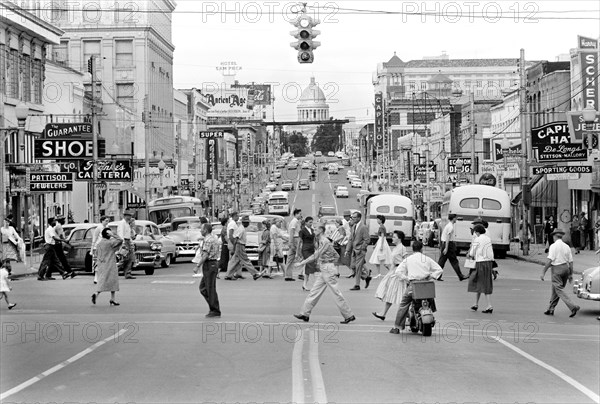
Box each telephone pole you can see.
[519,48,530,255]
[90,55,99,222]
[470,91,476,184]
[144,95,151,218]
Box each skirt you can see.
[1,242,20,262]
[259,246,271,266]
[368,238,393,265]
[467,260,494,294]
[302,249,317,275]
[374,271,406,305]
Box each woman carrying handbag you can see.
[467,224,495,313]
[1,217,24,275]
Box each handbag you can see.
[191,248,203,264]
[464,258,476,269]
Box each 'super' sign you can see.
[199,131,224,139]
[34,139,105,160]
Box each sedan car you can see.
[266,182,278,192]
[108,220,178,273]
[315,151,323,157]
[167,217,210,260]
[327,151,335,157]
[335,186,349,198]
[318,205,337,217]
[350,179,363,188]
[298,179,310,190]
[346,170,356,180]
[273,170,282,179]
[251,202,265,215]
[63,223,99,272]
[281,182,294,191]
[573,265,600,301]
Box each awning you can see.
[126,191,146,209]
[511,175,557,207]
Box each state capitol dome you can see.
[297,77,329,122]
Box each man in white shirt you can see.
[284,209,303,281]
[91,216,110,284]
[225,216,260,280]
[437,214,468,281]
[224,212,240,280]
[37,217,71,280]
[117,211,136,279]
[541,229,579,317]
[390,240,443,334]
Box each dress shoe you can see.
[125,276,136,279]
[543,310,554,316]
[70,271,77,278]
[37,278,47,281]
[62,273,70,280]
[345,274,355,278]
[492,270,498,280]
[349,286,360,291]
[224,276,236,280]
[206,312,221,318]
[302,286,308,291]
[471,305,478,311]
[389,327,400,334]
[8,303,16,310]
[365,276,372,289]
[437,278,444,281]
[91,293,96,305]
[294,314,309,322]
[460,275,469,281]
[93,281,97,284]
[252,274,261,281]
[372,312,385,321]
[569,306,580,318]
[482,307,493,314]
[46,277,56,280]
[284,278,295,281]
[110,300,120,306]
[340,315,356,324]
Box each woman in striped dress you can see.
[372,231,408,321]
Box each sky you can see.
[171,1,600,125]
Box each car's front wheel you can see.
[161,254,172,268]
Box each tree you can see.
[280,130,308,156]
[312,123,341,153]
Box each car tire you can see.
[145,268,155,275]
[85,252,93,273]
[161,254,172,268]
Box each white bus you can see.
[364,194,415,246]
[148,196,203,233]
[267,191,290,216]
[440,185,511,258]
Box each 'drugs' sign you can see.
[531,121,587,162]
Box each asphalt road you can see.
[1,156,599,404]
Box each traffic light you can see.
[290,14,320,64]
[310,169,316,181]
[87,56,94,75]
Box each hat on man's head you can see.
[551,229,565,237]
[123,210,134,217]
[343,210,351,216]
[241,215,250,222]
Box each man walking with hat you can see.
[225,215,261,281]
[540,229,580,317]
[117,210,136,279]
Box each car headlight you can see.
[150,242,162,251]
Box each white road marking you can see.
[493,336,600,403]
[309,328,328,403]
[292,328,305,403]
[0,328,127,401]
[150,280,195,284]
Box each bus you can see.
[363,193,415,246]
[267,191,290,216]
[148,196,203,233]
[440,185,511,258]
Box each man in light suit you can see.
[346,211,372,290]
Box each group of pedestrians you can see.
[37,216,77,281]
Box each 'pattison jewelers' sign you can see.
[530,121,588,162]
[29,172,74,192]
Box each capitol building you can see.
[290,77,330,144]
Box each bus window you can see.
[482,198,502,210]
[459,198,479,209]
[393,206,408,214]
[376,206,390,213]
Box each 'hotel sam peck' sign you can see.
[530,122,588,162]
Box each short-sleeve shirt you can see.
[202,234,220,260]
[547,238,573,266]
[441,222,455,242]
[227,219,238,238]
[234,225,247,245]
[117,219,131,240]
[45,226,57,245]
[289,217,300,239]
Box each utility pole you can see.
[194,130,199,198]
[177,120,182,195]
[90,55,99,222]
[470,91,476,184]
[519,48,530,255]
[144,95,151,218]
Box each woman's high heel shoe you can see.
[302,286,308,292]
[91,294,96,305]
[482,307,493,314]
[470,305,478,311]
[110,300,120,306]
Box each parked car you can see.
[573,265,600,301]
[287,162,298,170]
[108,220,178,273]
[273,171,282,179]
[329,164,339,174]
[63,223,99,273]
[335,186,349,198]
[318,205,337,217]
[281,182,294,191]
[298,179,310,190]
[347,170,356,180]
[350,178,362,188]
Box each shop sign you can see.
[447,158,473,173]
[29,172,73,192]
[76,160,133,181]
[532,165,592,175]
[199,131,224,139]
[374,93,384,154]
[34,138,105,160]
[43,122,92,138]
[547,173,579,181]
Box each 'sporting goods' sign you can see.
[532,166,592,175]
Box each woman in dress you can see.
[368,215,393,278]
[1,217,24,275]
[372,231,408,321]
[468,224,495,313]
[298,216,317,291]
[270,218,288,275]
[258,219,272,278]
[92,228,123,306]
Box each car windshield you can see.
[245,222,264,232]
[321,207,336,214]
[172,221,202,231]
[149,207,192,225]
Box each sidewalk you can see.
[506,241,599,274]
[7,251,43,279]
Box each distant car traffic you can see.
[327,151,335,157]
[356,189,370,203]
[350,179,362,188]
[315,151,323,157]
[318,205,336,217]
[273,170,282,179]
[335,186,349,198]
[266,182,278,191]
[281,182,294,191]
[298,179,310,190]
[347,170,356,180]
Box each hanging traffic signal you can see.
[290,14,320,64]
[87,56,94,74]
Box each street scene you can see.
[1,1,600,403]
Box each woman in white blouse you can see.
[467,224,495,313]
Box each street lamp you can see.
[582,106,597,151]
[157,156,166,197]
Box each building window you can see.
[7,50,19,99]
[115,40,133,67]
[31,60,43,104]
[83,40,101,71]
[116,83,135,111]
[476,80,482,88]
[53,40,69,65]
[21,55,31,102]
[421,81,427,90]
